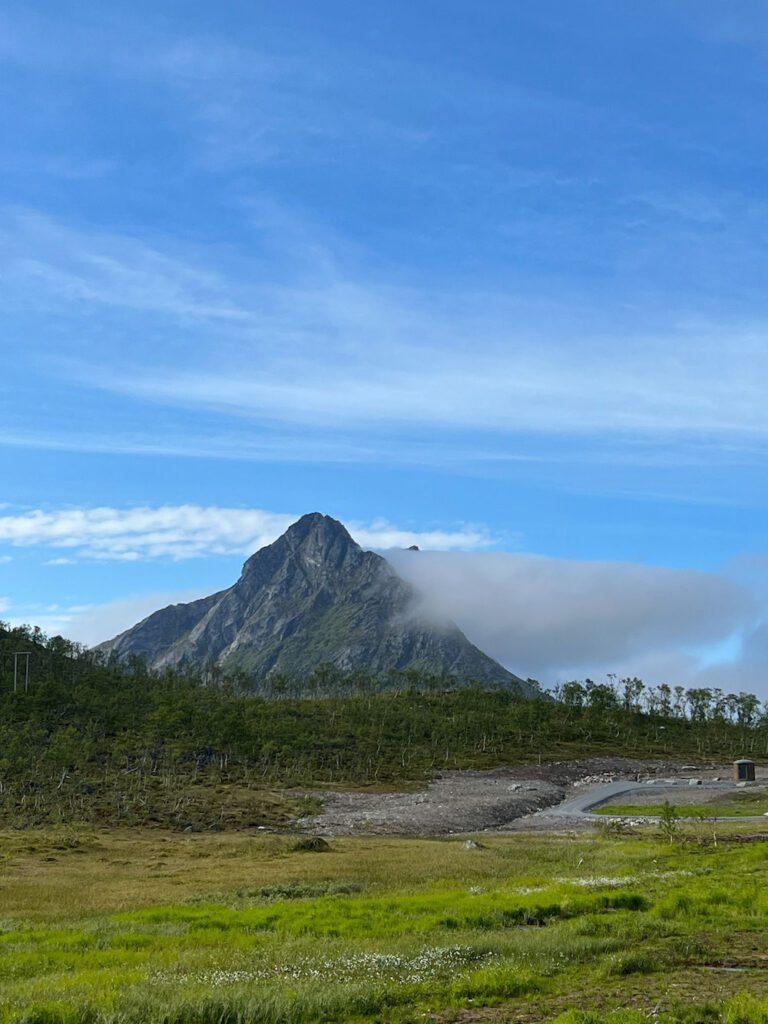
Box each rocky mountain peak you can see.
[285,511,351,543]
[240,513,368,585]
[98,512,531,692]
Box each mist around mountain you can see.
[98,513,531,691]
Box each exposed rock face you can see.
[98,513,530,690]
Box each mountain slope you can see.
[98,513,530,690]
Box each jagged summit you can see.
[98,513,530,691]
[240,513,361,582]
[253,511,347,556]
[279,510,345,543]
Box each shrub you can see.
[292,836,331,853]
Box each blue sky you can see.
[2,1,768,689]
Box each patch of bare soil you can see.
[299,758,700,836]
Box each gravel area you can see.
[299,758,704,836]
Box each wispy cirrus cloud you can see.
[5,208,768,457]
[0,209,257,330]
[95,334,768,439]
[0,506,492,562]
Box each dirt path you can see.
[300,758,701,836]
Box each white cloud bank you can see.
[0,506,490,561]
[7,550,760,693]
[386,550,759,690]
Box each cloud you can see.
[0,426,539,469]
[354,518,494,552]
[1,209,256,329]
[147,39,334,169]
[5,209,768,454]
[386,549,758,687]
[52,591,211,647]
[3,536,765,692]
[685,615,768,693]
[0,555,12,564]
[94,317,768,441]
[0,506,490,561]
[4,605,91,639]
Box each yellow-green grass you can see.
[594,803,768,817]
[3,825,768,1022]
[596,788,768,818]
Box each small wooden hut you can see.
[734,758,756,782]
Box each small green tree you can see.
[693,805,718,847]
[659,800,679,844]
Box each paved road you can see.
[540,779,768,822]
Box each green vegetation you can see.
[658,799,680,842]
[598,787,768,818]
[1,623,767,827]
[3,826,768,1023]
[5,623,768,1021]
[596,802,768,817]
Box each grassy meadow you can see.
[3,825,768,1023]
[595,803,768,817]
[596,787,768,818]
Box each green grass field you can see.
[595,803,768,817]
[3,825,768,1023]
[596,788,768,818]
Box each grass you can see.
[596,788,768,818]
[3,824,768,1022]
[0,765,323,830]
[595,803,768,817]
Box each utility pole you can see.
[12,652,30,693]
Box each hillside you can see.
[0,621,766,829]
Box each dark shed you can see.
[734,758,756,782]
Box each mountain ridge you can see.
[98,513,532,691]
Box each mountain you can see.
[97,513,531,691]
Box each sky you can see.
[2,1,768,691]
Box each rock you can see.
[689,779,702,786]
[96,514,530,691]
[463,839,482,849]
[292,836,331,852]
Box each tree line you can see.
[0,621,765,827]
